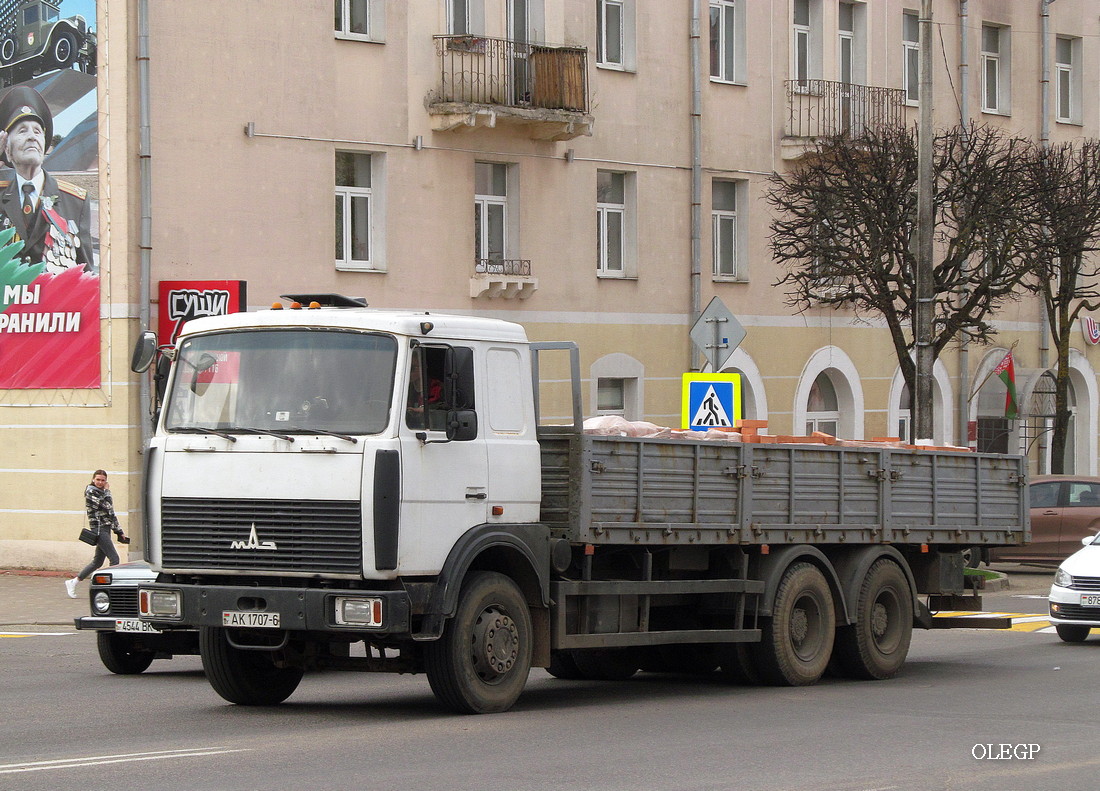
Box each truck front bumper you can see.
[138,582,411,636]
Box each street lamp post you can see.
[914,0,935,443]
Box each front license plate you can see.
[1080,594,1100,607]
[115,618,161,634]
[222,611,281,628]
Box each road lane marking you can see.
[0,748,249,775]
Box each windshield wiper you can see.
[230,427,295,442]
[171,425,238,442]
[282,427,359,444]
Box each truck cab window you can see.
[406,345,476,431]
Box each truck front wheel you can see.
[752,562,835,686]
[831,559,913,679]
[425,571,532,714]
[96,632,155,674]
[200,627,304,705]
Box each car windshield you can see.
[164,329,397,436]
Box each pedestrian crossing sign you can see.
[682,373,742,431]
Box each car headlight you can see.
[92,591,110,614]
[1054,568,1073,588]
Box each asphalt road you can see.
[3,566,1096,791]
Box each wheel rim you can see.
[790,592,826,662]
[870,588,904,654]
[56,38,71,61]
[471,604,519,684]
[1,39,13,62]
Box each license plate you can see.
[115,618,161,634]
[222,611,281,628]
[1081,594,1100,607]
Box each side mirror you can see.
[446,409,478,442]
[131,331,158,373]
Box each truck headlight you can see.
[93,592,110,614]
[334,597,383,627]
[1054,568,1073,588]
[139,588,181,618]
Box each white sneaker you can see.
[64,577,78,598]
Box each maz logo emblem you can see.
[230,524,278,551]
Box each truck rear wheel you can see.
[546,649,585,679]
[752,562,835,686]
[832,559,913,680]
[200,627,303,705]
[425,571,532,714]
[96,632,155,674]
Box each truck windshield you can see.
[164,329,397,436]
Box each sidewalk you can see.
[0,569,88,629]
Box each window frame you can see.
[1055,36,1081,125]
[792,0,821,89]
[595,0,636,72]
[711,179,745,281]
[708,0,746,85]
[596,170,631,277]
[335,151,385,272]
[980,23,1010,115]
[474,162,510,263]
[902,10,919,105]
[334,0,385,43]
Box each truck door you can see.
[397,344,488,575]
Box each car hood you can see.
[1060,542,1100,577]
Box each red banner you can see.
[158,280,247,346]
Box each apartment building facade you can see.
[3,0,1100,569]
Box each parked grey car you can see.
[73,560,199,674]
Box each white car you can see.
[1048,532,1100,642]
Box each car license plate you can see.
[1080,594,1100,607]
[222,611,281,628]
[115,618,161,634]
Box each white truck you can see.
[132,296,1028,713]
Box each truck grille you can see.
[108,587,138,616]
[160,498,363,576]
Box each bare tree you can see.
[1019,140,1100,473]
[767,124,1038,440]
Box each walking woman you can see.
[65,470,127,598]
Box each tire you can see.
[751,562,835,686]
[96,632,155,674]
[199,626,303,706]
[425,571,532,714]
[961,546,982,569]
[546,649,585,680]
[717,642,763,685]
[52,32,76,67]
[0,37,14,64]
[831,559,914,680]
[570,649,639,680]
[1055,624,1091,643]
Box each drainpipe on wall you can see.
[1038,0,1055,469]
[957,0,969,447]
[689,0,703,371]
[138,0,152,446]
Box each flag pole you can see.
[967,339,1019,403]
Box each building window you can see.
[335,151,380,270]
[902,11,919,104]
[474,162,509,263]
[712,180,744,280]
[709,0,745,84]
[805,373,839,436]
[449,0,469,34]
[981,24,1009,114]
[592,353,643,419]
[1056,36,1080,124]
[597,170,627,276]
[792,0,820,87]
[334,0,384,41]
[597,378,626,412]
[597,0,623,67]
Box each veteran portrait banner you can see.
[0,0,99,389]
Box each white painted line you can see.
[0,748,249,775]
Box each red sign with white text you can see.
[158,280,247,346]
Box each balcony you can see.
[469,258,538,299]
[782,79,907,159]
[429,35,594,142]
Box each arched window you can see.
[805,373,839,435]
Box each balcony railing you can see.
[785,79,906,139]
[470,258,536,299]
[433,35,589,113]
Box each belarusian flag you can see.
[992,350,1018,419]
